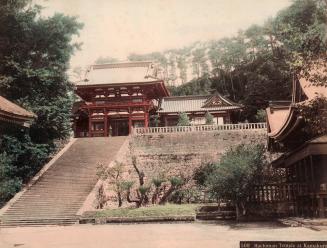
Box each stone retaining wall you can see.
[129,129,267,182]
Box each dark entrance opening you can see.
[75,111,89,137]
[110,118,129,136]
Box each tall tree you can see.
[0,0,83,204]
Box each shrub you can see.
[205,112,214,125]
[177,112,190,126]
[205,144,266,220]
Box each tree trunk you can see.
[229,72,235,100]
[126,190,141,207]
[152,188,159,204]
[131,156,144,186]
[117,191,122,207]
[159,186,175,205]
[235,202,241,221]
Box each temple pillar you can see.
[164,115,167,127]
[145,113,149,127]
[104,109,108,137]
[88,108,92,137]
[128,112,132,134]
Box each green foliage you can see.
[131,0,326,120]
[0,0,83,204]
[169,177,184,187]
[0,152,22,206]
[170,188,203,204]
[177,112,190,126]
[94,204,200,218]
[0,134,51,180]
[193,163,216,187]
[168,77,212,96]
[255,109,267,122]
[205,112,214,125]
[138,185,151,196]
[205,144,266,219]
[297,96,327,138]
[152,114,160,127]
[152,178,165,188]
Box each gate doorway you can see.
[110,118,129,136]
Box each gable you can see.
[202,94,228,108]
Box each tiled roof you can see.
[267,65,327,139]
[0,96,35,119]
[0,96,35,126]
[76,61,162,86]
[158,95,243,113]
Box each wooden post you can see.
[318,196,325,218]
[310,155,316,217]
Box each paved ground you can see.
[0,222,326,248]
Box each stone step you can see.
[1,137,127,227]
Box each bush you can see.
[177,112,190,126]
[205,144,266,220]
[205,112,214,125]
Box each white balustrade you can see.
[132,122,267,135]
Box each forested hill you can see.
[123,0,326,121]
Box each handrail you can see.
[132,123,267,135]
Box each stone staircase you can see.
[0,137,127,227]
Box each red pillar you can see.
[88,108,92,137]
[104,109,108,137]
[145,112,149,127]
[128,112,132,134]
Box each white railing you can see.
[133,122,267,135]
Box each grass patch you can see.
[94,204,201,218]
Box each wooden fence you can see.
[133,122,267,135]
[249,183,309,203]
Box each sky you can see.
[34,0,292,69]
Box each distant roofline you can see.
[75,79,164,88]
[162,95,211,100]
[161,94,243,107]
[91,61,153,70]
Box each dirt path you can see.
[0,222,326,248]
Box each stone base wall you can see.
[82,129,268,210]
[129,130,267,181]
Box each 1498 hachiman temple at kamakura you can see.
[72,61,243,137]
[266,69,327,218]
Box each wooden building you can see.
[266,69,327,218]
[73,61,169,137]
[0,96,35,128]
[158,94,243,126]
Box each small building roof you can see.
[76,61,163,86]
[266,65,327,141]
[0,96,35,126]
[158,94,243,114]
